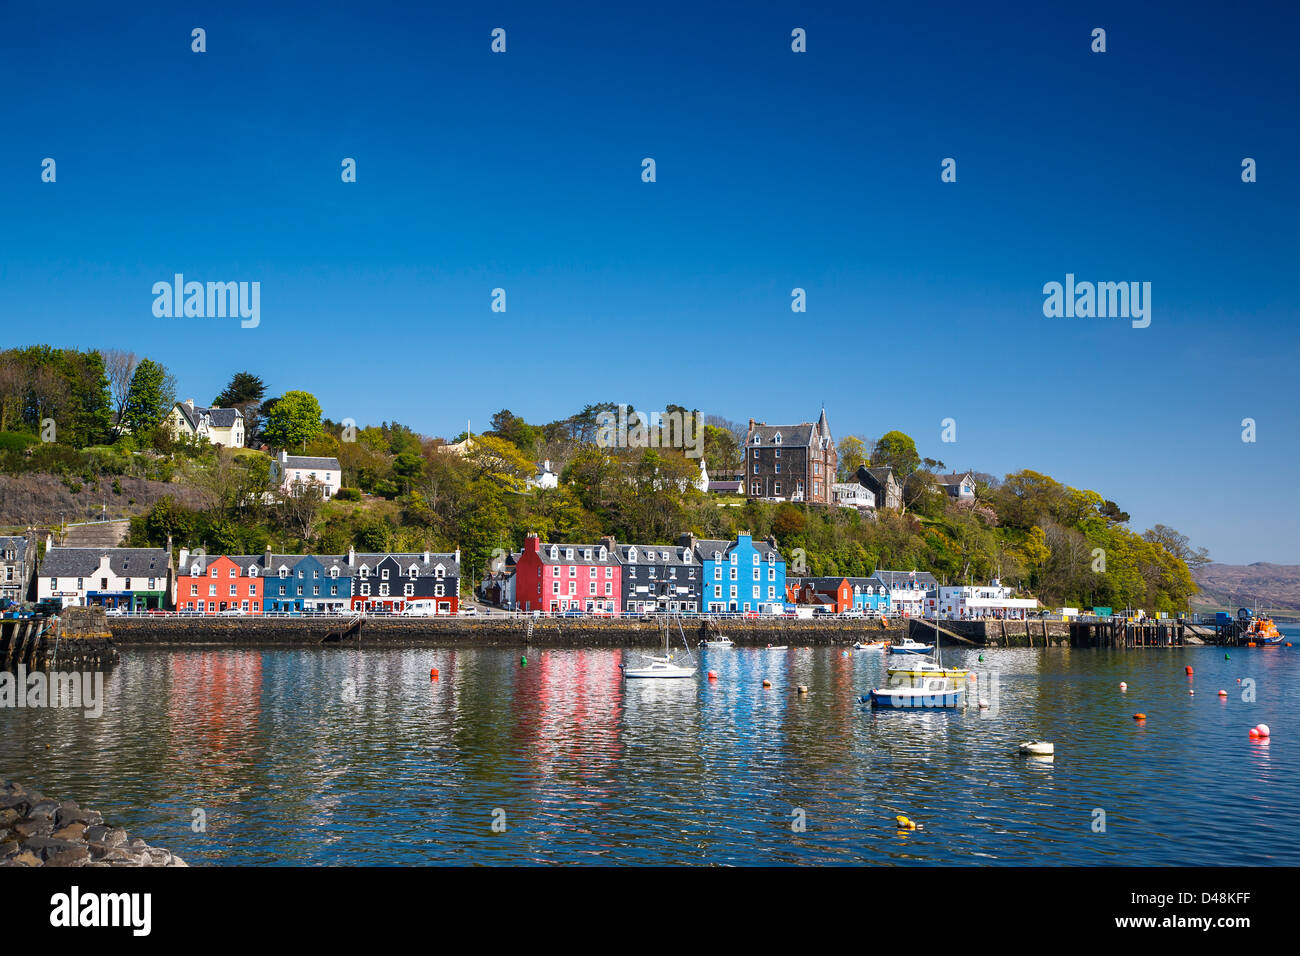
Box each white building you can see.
[168,400,245,448]
[527,460,559,490]
[36,538,173,610]
[924,581,1038,620]
[872,570,938,617]
[276,451,342,500]
[833,482,875,511]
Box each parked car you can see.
[459,606,478,616]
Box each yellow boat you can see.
[887,661,970,681]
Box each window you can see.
[434,584,444,597]
[190,584,198,596]
[774,481,781,494]
[381,568,389,580]
[249,584,256,595]
[229,568,237,578]
[569,566,576,577]
[209,584,217,596]
[249,567,258,577]
[380,584,389,596]
[403,584,413,596]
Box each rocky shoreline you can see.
[0,780,186,867]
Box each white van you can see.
[401,600,441,617]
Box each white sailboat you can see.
[623,615,697,679]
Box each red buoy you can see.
[1185,666,1194,675]
[708,670,717,680]
[1218,690,1227,697]
[430,667,439,679]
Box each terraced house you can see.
[744,409,837,505]
[1,534,34,604]
[36,539,173,611]
[514,536,620,614]
[346,549,460,614]
[691,532,786,614]
[607,537,701,614]
[175,551,263,614]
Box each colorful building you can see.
[692,532,786,614]
[514,536,620,614]
[176,553,264,614]
[346,550,460,614]
[38,539,173,611]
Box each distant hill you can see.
[1192,563,1300,618]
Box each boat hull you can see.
[888,645,934,655]
[623,668,696,679]
[868,686,965,709]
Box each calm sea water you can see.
[3,626,1297,865]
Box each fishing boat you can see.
[701,636,735,648]
[622,615,697,679]
[866,676,965,709]
[888,638,934,655]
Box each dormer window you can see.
[566,548,574,560]
[751,435,760,445]
[584,549,592,561]
[549,546,558,560]
[435,566,445,579]
[773,433,782,445]
[628,548,637,563]
[713,551,722,562]
[599,547,607,561]
[408,565,418,578]
[279,568,289,578]
[249,566,258,577]
[682,551,691,564]
[191,564,202,576]
[330,568,338,578]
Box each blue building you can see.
[845,576,891,613]
[688,532,786,614]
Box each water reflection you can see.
[1,635,1297,865]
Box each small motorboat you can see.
[865,677,965,709]
[1018,741,1054,756]
[853,641,886,651]
[765,644,789,650]
[701,637,735,648]
[888,639,934,655]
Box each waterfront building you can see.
[0,533,34,604]
[262,553,321,614]
[167,399,245,448]
[871,570,938,617]
[744,409,837,505]
[36,539,172,611]
[925,582,1038,620]
[690,532,786,614]
[176,552,264,614]
[855,466,903,511]
[609,537,701,614]
[846,576,891,613]
[790,576,854,612]
[514,536,620,614]
[346,549,460,614]
[275,450,342,500]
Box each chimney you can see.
[748,418,755,434]
[423,549,431,564]
[185,399,194,409]
[599,535,616,553]
[524,534,541,554]
[264,544,273,568]
[178,547,190,568]
[453,548,460,564]
[347,547,356,566]
[46,532,54,551]
[677,532,695,549]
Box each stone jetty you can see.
[0,780,185,867]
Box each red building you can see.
[176,554,263,614]
[789,576,853,613]
[514,535,621,614]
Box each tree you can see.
[263,390,322,450]
[1143,524,1211,570]
[213,371,267,436]
[100,349,138,437]
[121,358,176,438]
[871,431,921,478]
[836,435,868,482]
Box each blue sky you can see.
[1,1,1297,564]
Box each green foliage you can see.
[263,390,323,450]
[871,431,921,477]
[122,358,176,438]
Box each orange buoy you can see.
[1257,723,1271,737]
[1237,678,1242,684]
[1185,666,1194,675]
[430,667,439,679]
[708,670,717,680]
[762,679,772,688]
[1247,642,1256,647]
[1249,728,1260,738]
[1218,690,1227,697]
[1133,713,1147,720]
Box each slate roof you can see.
[349,552,461,576]
[40,547,170,578]
[281,455,341,470]
[707,480,743,493]
[174,403,242,431]
[748,423,815,446]
[533,542,618,566]
[0,536,28,562]
[615,543,694,566]
[871,570,939,590]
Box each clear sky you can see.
[1,1,1296,564]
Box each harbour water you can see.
[2,627,1297,865]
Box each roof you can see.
[534,542,618,566]
[349,552,461,575]
[871,570,939,589]
[281,455,341,470]
[707,480,743,493]
[748,422,815,446]
[174,403,242,431]
[616,543,694,566]
[0,536,28,561]
[40,547,170,578]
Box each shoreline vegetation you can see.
[1,347,1205,615]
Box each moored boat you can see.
[887,659,969,681]
[888,638,934,655]
[865,677,965,709]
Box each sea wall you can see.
[110,615,905,647]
